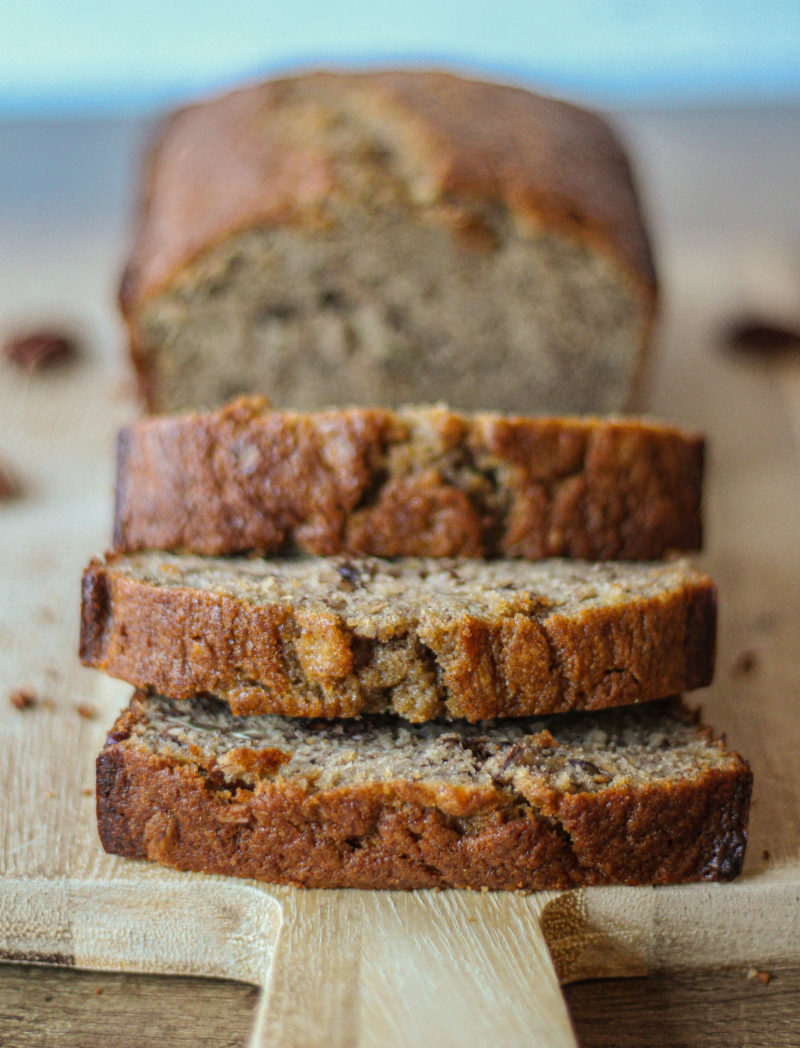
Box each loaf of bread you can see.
[119,70,656,416]
[96,692,750,890]
[81,552,715,721]
[113,400,702,561]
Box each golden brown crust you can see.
[112,401,704,561]
[81,553,716,722]
[119,70,656,321]
[95,701,751,890]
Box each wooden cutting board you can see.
[1,110,799,1048]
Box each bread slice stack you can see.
[82,400,751,890]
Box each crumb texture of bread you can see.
[81,552,716,722]
[113,401,703,561]
[96,693,751,890]
[119,71,656,415]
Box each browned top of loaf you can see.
[113,398,703,560]
[119,69,656,316]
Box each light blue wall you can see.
[2,1,799,115]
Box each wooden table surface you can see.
[0,961,798,1047]
[1,103,800,1046]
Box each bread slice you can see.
[96,692,751,890]
[119,70,656,417]
[113,400,703,561]
[81,553,715,722]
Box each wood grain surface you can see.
[1,104,800,1047]
[1,963,798,1047]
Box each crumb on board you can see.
[94,987,103,996]
[44,789,56,799]
[82,787,94,797]
[747,968,772,984]
[9,687,37,710]
[732,650,758,677]
[76,703,96,720]
[0,460,18,500]
[2,330,78,372]
[723,317,800,356]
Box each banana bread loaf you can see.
[96,692,751,890]
[81,553,715,721]
[119,70,656,416]
[113,400,703,560]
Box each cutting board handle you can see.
[0,876,576,1046]
[250,888,577,1048]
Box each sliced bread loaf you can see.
[96,692,751,890]
[113,400,703,560]
[81,553,715,721]
[119,70,656,416]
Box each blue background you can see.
[1,1,800,116]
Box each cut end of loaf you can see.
[122,70,656,416]
[135,221,649,416]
